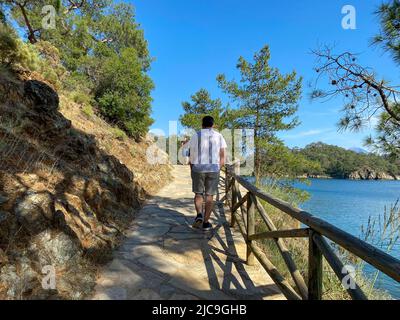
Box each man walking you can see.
[187,116,227,231]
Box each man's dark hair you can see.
[202,116,214,128]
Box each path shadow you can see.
[94,171,283,300]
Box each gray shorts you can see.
[191,171,220,196]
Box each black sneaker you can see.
[202,222,213,231]
[192,213,203,229]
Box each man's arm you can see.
[187,134,196,166]
[181,141,190,165]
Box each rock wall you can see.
[0,70,171,299]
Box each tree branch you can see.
[312,48,400,126]
[64,0,85,14]
[14,0,38,44]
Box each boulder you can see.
[0,255,44,299]
[17,256,38,296]
[376,172,395,180]
[22,110,72,139]
[99,155,134,183]
[56,268,96,299]
[24,80,59,112]
[54,134,97,162]
[0,265,20,298]
[15,191,54,234]
[348,167,395,180]
[84,179,102,213]
[29,230,81,267]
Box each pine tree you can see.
[217,45,302,183]
[373,0,400,64]
[180,89,227,131]
[3,0,155,140]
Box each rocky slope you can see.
[299,170,399,180]
[348,168,399,180]
[0,69,171,299]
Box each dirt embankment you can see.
[0,69,171,299]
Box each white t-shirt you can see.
[187,129,227,173]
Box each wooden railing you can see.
[222,163,400,300]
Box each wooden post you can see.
[312,233,368,300]
[224,170,230,207]
[308,230,323,300]
[246,193,255,266]
[230,161,240,228]
[230,181,237,228]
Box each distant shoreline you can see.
[297,175,400,181]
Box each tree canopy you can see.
[217,45,303,182]
[293,142,400,178]
[180,89,228,131]
[2,0,154,140]
[373,0,400,65]
[312,1,400,161]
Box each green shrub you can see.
[0,23,39,70]
[63,72,92,93]
[111,127,127,141]
[0,23,19,66]
[95,47,154,140]
[0,25,65,89]
[73,92,92,105]
[35,41,66,89]
[17,42,41,71]
[82,104,94,118]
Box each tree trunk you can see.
[254,109,261,185]
[255,143,261,185]
[17,3,38,44]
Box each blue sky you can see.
[131,0,398,149]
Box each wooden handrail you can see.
[248,228,310,241]
[224,164,400,300]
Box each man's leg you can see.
[192,194,205,228]
[192,171,205,214]
[194,193,204,215]
[204,194,214,223]
[202,172,219,230]
[192,171,205,228]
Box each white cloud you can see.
[282,128,333,139]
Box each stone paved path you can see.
[92,166,285,300]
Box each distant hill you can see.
[293,142,400,180]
